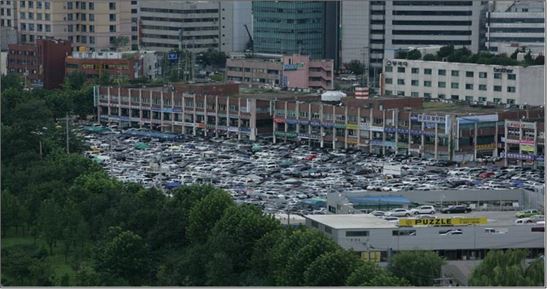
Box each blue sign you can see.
[168,51,178,63]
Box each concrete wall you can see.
[340,1,370,66]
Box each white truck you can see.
[383,164,402,177]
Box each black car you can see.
[440,205,472,214]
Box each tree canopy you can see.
[469,249,544,286]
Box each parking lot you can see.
[78,125,544,216]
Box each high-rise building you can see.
[131,0,139,50]
[340,0,485,86]
[252,1,329,59]
[14,0,132,51]
[485,0,544,55]
[0,0,17,50]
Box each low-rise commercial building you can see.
[271,97,544,162]
[7,38,71,89]
[226,54,334,90]
[381,58,544,106]
[93,83,272,141]
[503,120,544,166]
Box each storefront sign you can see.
[500,152,536,160]
[196,123,206,129]
[370,126,384,132]
[371,140,396,147]
[360,123,369,130]
[286,118,297,125]
[274,117,285,124]
[519,139,535,145]
[299,119,310,125]
[298,133,310,139]
[386,60,408,66]
[310,120,321,126]
[412,114,446,124]
[399,217,488,227]
[476,144,496,151]
[346,138,359,144]
[334,123,347,129]
[227,126,239,132]
[506,121,536,129]
[240,127,251,133]
[322,122,334,128]
[346,124,359,130]
[520,145,535,152]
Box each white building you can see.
[382,58,544,106]
[339,0,485,87]
[485,0,545,55]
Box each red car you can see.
[479,172,495,179]
[304,154,317,161]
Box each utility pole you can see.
[65,112,70,154]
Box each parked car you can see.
[515,209,540,218]
[440,205,472,214]
[515,218,536,224]
[439,229,463,236]
[410,205,436,215]
[385,208,412,217]
[369,210,386,217]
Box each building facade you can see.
[0,0,17,50]
[7,38,71,88]
[485,0,545,54]
[503,120,544,166]
[65,51,142,82]
[252,1,328,59]
[226,53,334,90]
[382,59,545,106]
[93,84,272,141]
[15,0,132,51]
[271,98,544,161]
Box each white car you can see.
[383,216,399,224]
[515,218,536,225]
[385,208,412,217]
[410,205,436,215]
[440,229,463,236]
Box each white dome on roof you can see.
[321,91,346,102]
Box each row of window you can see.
[19,1,50,9]
[0,7,11,16]
[386,78,516,93]
[19,22,51,32]
[18,12,50,20]
[385,90,517,104]
[386,66,516,80]
[67,24,94,33]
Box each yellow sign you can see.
[520,144,535,152]
[346,124,359,130]
[399,217,488,227]
[361,251,381,262]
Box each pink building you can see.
[226,53,334,90]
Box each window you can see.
[37,1,42,9]
[384,78,393,84]
[479,72,487,78]
[89,14,94,21]
[451,95,459,100]
[411,67,419,74]
[89,36,95,44]
[37,13,42,20]
[397,79,405,85]
[465,95,473,102]
[411,80,419,86]
[28,23,34,31]
[68,24,73,32]
[109,14,116,21]
[68,13,73,21]
[423,81,431,87]
[479,97,487,102]
[451,70,459,77]
[466,71,474,77]
[479,84,487,91]
[45,1,50,9]
[494,85,502,92]
[109,25,116,32]
[438,69,446,76]
[45,24,50,32]
[89,2,94,9]
[493,98,501,104]
[424,68,432,75]
[346,231,369,237]
[37,24,42,31]
[28,0,33,8]
[67,2,72,9]
[508,73,516,80]
[494,73,501,79]
[81,25,86,32]
[424,93,431,98]
[89,25,94,32]
[506,99,515,105]
[397,67,405,73]
[20,1,24,7]
[451,82,459,89]
[385,65,393,72]
[19,12,24,19]
[507,86,516,93]
[45,13,50,20]
[465,83,473,90]
[438,81,446,88]
[411,91,419,97]
[109,2,116,10]
[397,91,405,96]
[27,12,33,19]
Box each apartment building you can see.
[271,97,544,162]
[7,38,71,88]
[0,0,17,50]
[93,83,273,141]
[252,1,338,60]
[381,58,544,106]
[486,0,545,55]
[130,0,139,50]
[15,0,132,51]
[226,53,334,90]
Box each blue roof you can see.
[348,195,411,205]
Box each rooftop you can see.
[306,214,398,229]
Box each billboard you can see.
[399,217,488,227]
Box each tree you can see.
[1,245,53,286]
[469,249,544,286]
[93,227,152,285]
[437,45,455,59]
[64,72,87,90]
[249,229,287,285]
[186,190,234,244]
[523,51,534,65]
[1,73,23,92]
[346,261,409,286]
[37,198,64,253]
[304,249,360,286]
[396,50,408,59]
[347,60,365,75]
[534,54,545,65]
[156,244,209,286]
[406,49,422,60]
[423,54,436,61]
[388,251,445,286]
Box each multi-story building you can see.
[503,120,544,166]
[14,0,132,51]
[7,38,71,88]
[0,0,17,50]
[252,1,338,60]
[93,83,273,141]
[271,97,544,161]
[130,0,139,50]
[65,51,143,82]
[226,53,334,90]
[485,0,545,55]
[381,58,544,106]
[339,0,485,86]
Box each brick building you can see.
[65,51,142,82]
[7,38,71,89]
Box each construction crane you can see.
[244,24,254,57]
